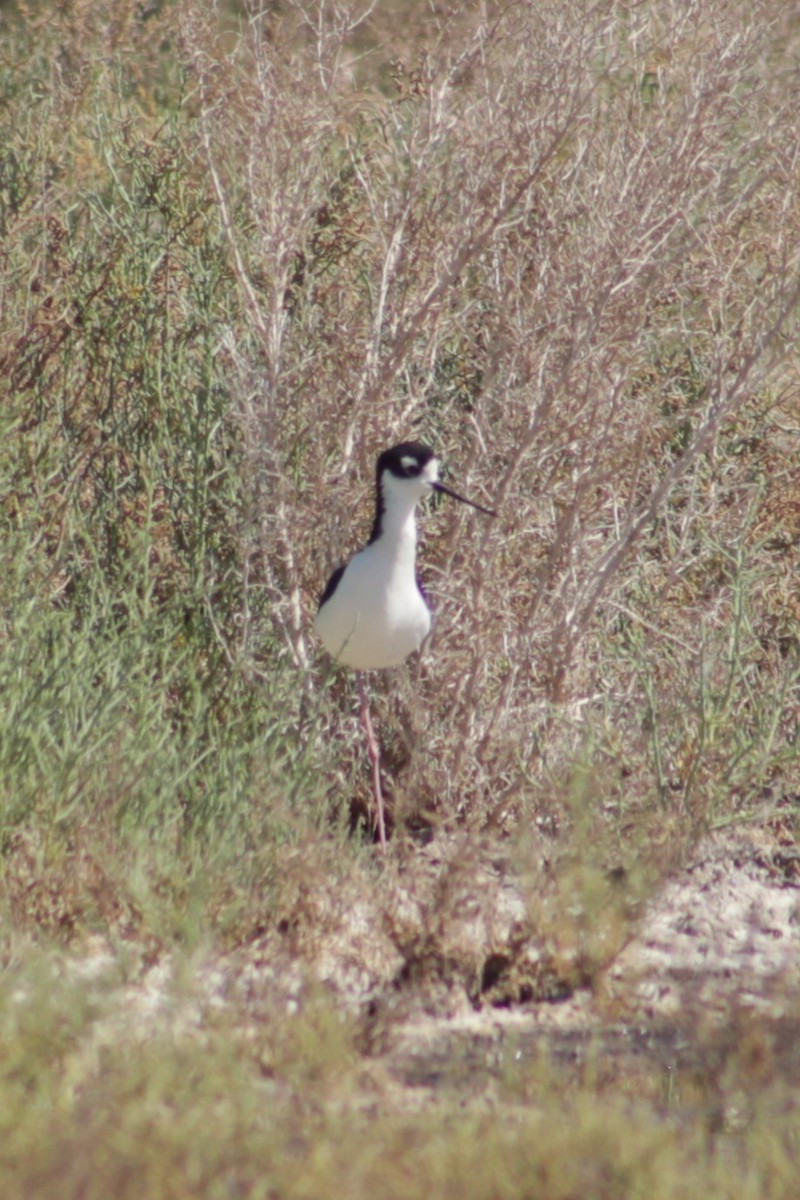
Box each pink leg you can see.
[357,673,387,851]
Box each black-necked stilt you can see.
[314,442,495,851]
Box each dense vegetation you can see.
[1,1,799,1195]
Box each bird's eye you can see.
[400,455,421,476]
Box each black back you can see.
[317,562,346,610]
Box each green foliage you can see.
[0,8,328,880]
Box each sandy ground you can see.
[55,821,800,1096]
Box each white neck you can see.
[372,477,425,573]
[383,497,418,541]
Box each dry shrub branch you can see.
[183,0,799,830]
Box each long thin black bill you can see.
[432,481,496,517]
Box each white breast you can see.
[314,541,431,670]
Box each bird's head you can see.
[376,442,496,516]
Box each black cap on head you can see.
[376,442,436,482]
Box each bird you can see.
[314,441,495,851]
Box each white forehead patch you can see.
[421,458,439,482]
